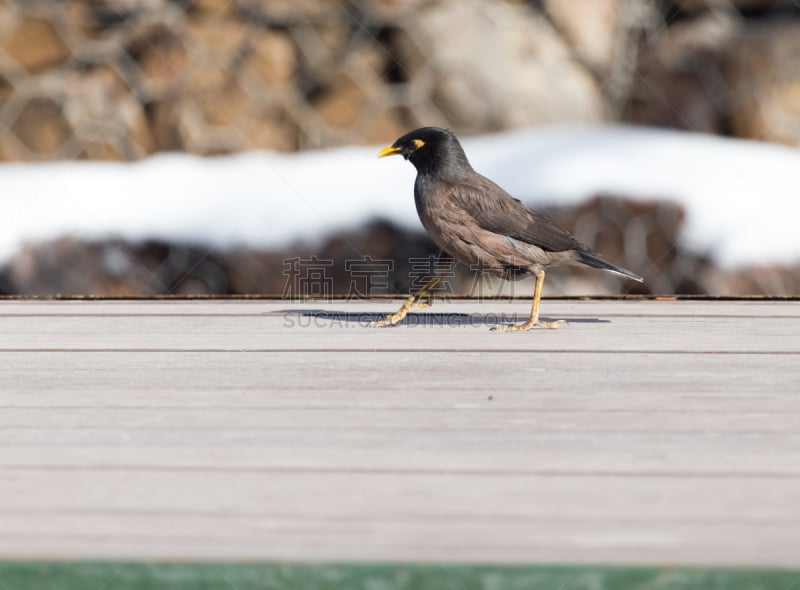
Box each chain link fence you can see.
[0,0,799,296]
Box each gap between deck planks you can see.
[1,562,800,590]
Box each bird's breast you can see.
[413,177,456,248]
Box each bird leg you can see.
[492,271,565,332]
[369,277,443,328]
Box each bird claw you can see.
[368,315,400,328]
[367,300,433,328]
[491,319,566,332]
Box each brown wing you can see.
[447,173,588,254]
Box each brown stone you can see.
[66,66,154,159]
[186,15,248,57]
[186,65,248,127]
[3,17,71,72]
[725,24,800,146]
[409,0,605,132]
[302,39,418,142]
[78,142,125,160]
[713,264,800,296]
[1,0,798,165]
[544,0,623,72]
[673,0,797,14]
[189,0,239,17]
[364,0,428,22]
[309,76,368,130]
[147,101,186,152]
[179,60,299,153]
[0,74,12,108]
[126,24,188,99]
[242,29,297,89]
[547,195,699,294]
[235,105,299,152]
[361,107,410,145]
[10,98,73,156]
[239,0,335,24]
[6,238,234,296]
[226,249,291,295]
[0,141,15,161]
[379,23,430,87]
[623,11,738,133]
[307,44,386,135]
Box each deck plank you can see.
[0,299,798,566]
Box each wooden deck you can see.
[1,298,799,571]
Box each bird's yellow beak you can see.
[377,145,402,158]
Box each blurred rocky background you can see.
[1,0,799,296]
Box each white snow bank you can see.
[1,125,798,268]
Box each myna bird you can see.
[371,127,643,331]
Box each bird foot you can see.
[368,315,401,328]
[368,301,432,328]
[491,319,566,332]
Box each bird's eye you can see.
[412,139,425,149]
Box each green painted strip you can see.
[0,562,798,590]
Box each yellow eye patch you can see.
[412,139,425,149]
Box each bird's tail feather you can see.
[577,251,644,283]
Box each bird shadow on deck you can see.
[279,310,610,327]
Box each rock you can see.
[6,238,232,296]
[724,23,800,146]
[162,20,302,153]
[308,75,367,130]
[671,0,800,15]
[126,23,188,100]
[705,263,800,296]
[66,0,156,40]
[2,17,71,73]
[226,249,289,295]
[1,0,800,161]
[146,101,185,151]
[185,14,248,58]
[2,200,796,297]
[363,0,428,22]
[624,5,800,141]
[67,66,154,159]
[359,106,411,145]
[241,29,297,89]
[186,64,247,127]
[235,104,299,152]
[301,40,399,146]
[7,239,133,296]
[623,11,739,133]
[189,0,238,17]
[238,0,333,23]
[10,97,73,157]
[544,0,623,72]
[179,62,247,151]
[406,0,605,132]
[178,60,299,153]
[545,195,710,294]
[2,64,153,160]
[0,78,19,158]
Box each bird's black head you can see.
[378,127,473,178]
